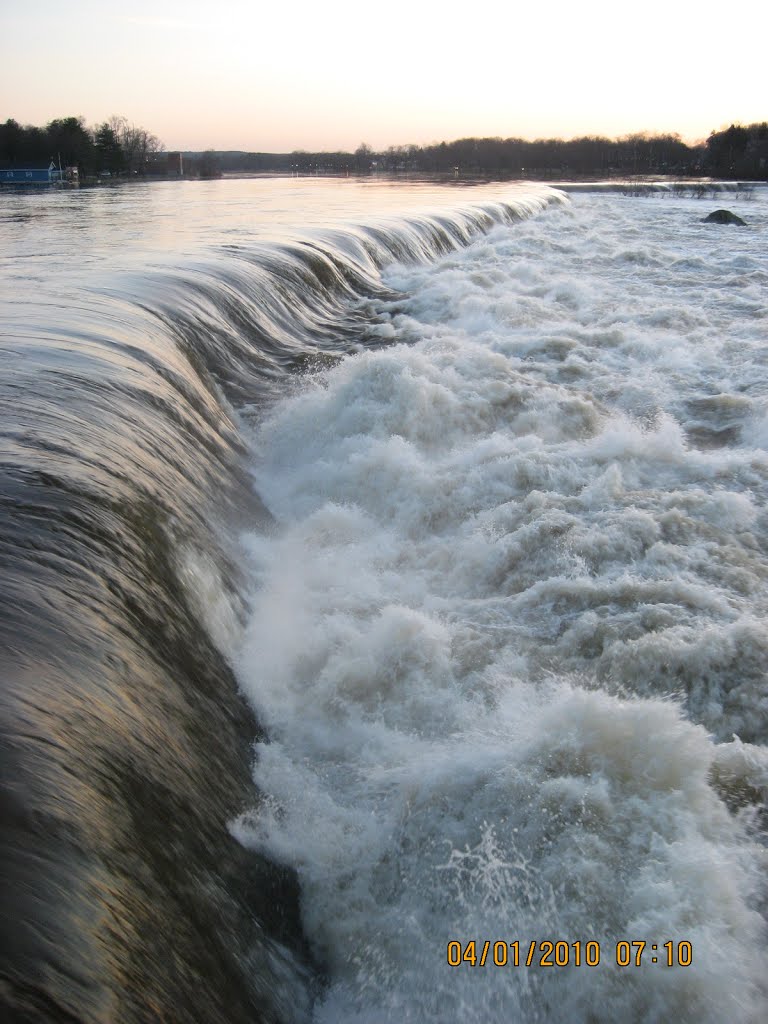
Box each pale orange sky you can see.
[2,1,766,151]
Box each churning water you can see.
[1,177,766,1023]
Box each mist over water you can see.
[1,177,766,1022]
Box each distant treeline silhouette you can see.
[0,115,163,176]
[2,115,766,180]
[217,125,767,179]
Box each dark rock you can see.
[702,209,747,226]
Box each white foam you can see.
[233,188,768,1021]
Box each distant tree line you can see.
[704,123,768,179]
[202,125,767,180]
[0,115,163,176]
[184,150,223,179]
[2,115,766,181]
[364,134,699,177]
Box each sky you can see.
[2,0,766,152]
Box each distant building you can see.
[1,161,64,184]
[145,152,184,177]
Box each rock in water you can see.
[702,209,747,226]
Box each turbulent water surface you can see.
[1,177,767,1023]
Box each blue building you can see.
[1,161,64,184]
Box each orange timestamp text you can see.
[447,940,692,968]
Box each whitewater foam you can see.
[233,188,768,1022]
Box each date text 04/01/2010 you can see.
[446,940,693,968]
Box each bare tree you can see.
[104,115,164,174]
